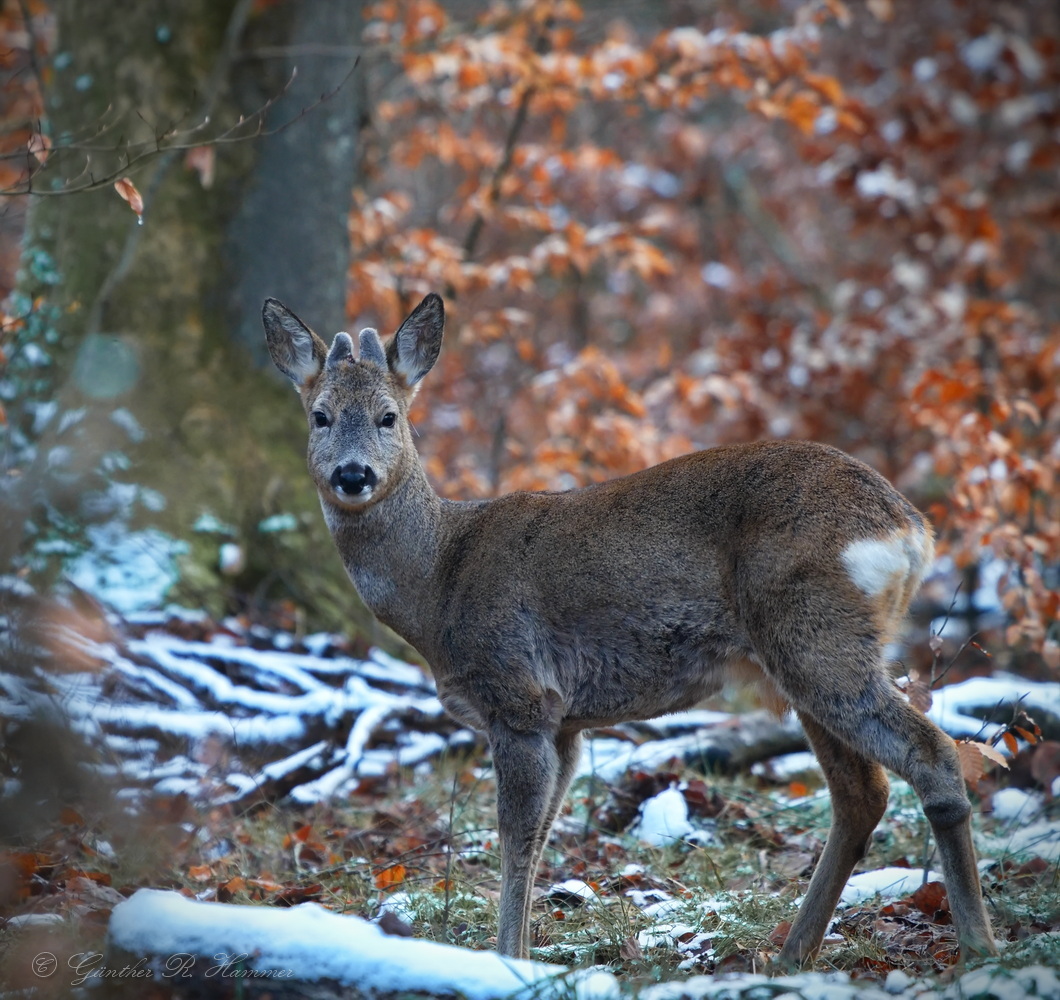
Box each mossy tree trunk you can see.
[7,0,385,639]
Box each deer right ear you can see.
[262,299,328,389]
[386,293,444,392]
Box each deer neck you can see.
[320,460,445,649]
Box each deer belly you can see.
[553,634,731,728]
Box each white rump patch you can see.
[842,530,930,596]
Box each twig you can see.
[721,164,832,311]
[8,47,360,200]
[14,0,45,106]
[460,82,536,264]
[456,20,553,272]
[441,763,460,940]
[82,5,358,339]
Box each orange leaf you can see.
[188,864,212,882]
[785,92,820,136]
[804,72,844,106]
[788,781,809,798]
[247,877,283,891]
[283,823,314,848]
[374,863,407,889]
[1013,726,1039,746]
[114,177,144,218]
[770,920,792,946]
[218,875,246,902]
[1002,732,1019,755]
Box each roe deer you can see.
[262,292,997,965]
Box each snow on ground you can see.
[990,787,1044,824]
[107,889,619,1000]
[629,786,693,846]
[641,964,1060,1000]
[65,525,186,616]
[980,818,1060,862]
[839,867,944,905]
[752,750,820,779]
[108,889,1060,1000]
[5,601,1059,833]
[927,672,1059,741]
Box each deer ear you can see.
[263,299,328,388]
[386,293,444,391]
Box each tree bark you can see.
[228,0,364,360]
[5,0,377,635]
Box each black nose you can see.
[330,463,377,495]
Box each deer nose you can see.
[330,463,377,495]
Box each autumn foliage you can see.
[345,0,1058,670]
[0,0,1056,669]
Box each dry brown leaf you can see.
[910,880,949,918]
[114,177,144,218]
[907,675,933,714]
[619,935,644,960]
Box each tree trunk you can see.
[4,0,378,636]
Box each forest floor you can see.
[1,587,1059,999]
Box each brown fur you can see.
[262,294,997,965]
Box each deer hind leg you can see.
[848,693,998,958]
[746,558,996,964]
[489,719,561,958]
[788,669,997,961]
[778,712,890,968]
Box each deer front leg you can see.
[489,719,560,959]
[529,730,582,878]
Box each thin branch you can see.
[721,164,833,312]
[83,0,260,339]
[6,56,360,200]
[458,24,552,267]
[14,0,45,107]
[459,83,535,264]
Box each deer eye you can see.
[378,412,396,428]
[312,410,330,428]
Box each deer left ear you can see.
[263,299,328,389]
[386,293,444,391]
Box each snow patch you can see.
[66,525,186,614]
[991,787,1043,825]
[840,867,943,905]
[927,674,1060,741]
[630,786,692,846]
[107,890,620,1000]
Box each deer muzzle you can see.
[330,462,378,497]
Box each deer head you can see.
[262,294,444,509]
